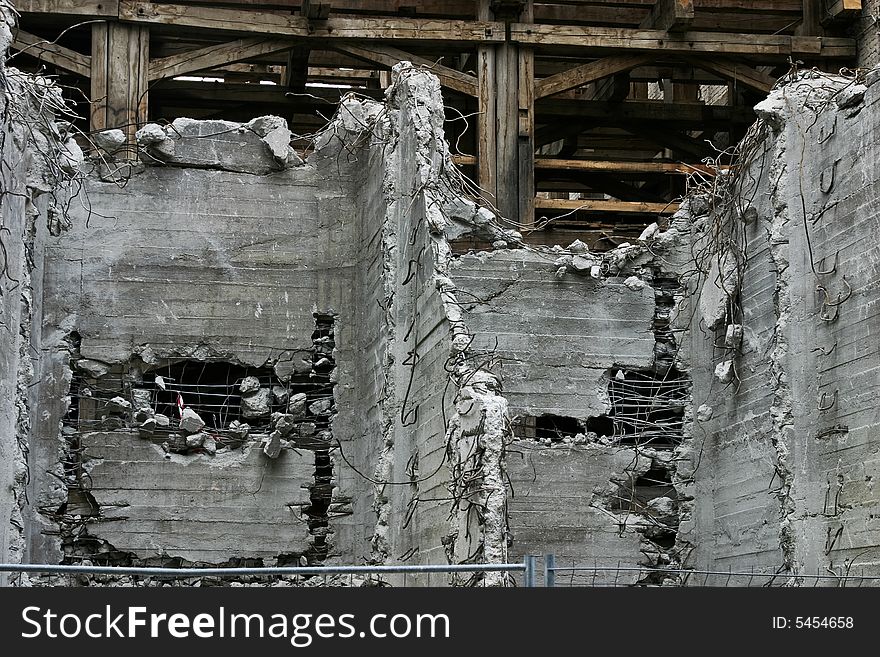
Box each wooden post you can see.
[517,0,535,226]
[90,21,149,147]
[477,0,534,223]
[477,1,497,204]
[797,1,824,36]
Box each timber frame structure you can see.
[10,1,862,246]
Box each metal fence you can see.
[0,558,537,587]
[542,554,880,587]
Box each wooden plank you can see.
[535,54,653,99]
[823,0,862,23]
[518,42,535,223]
[495,40,520,220]
[119,2,505,44]
[476,43,497,202]
[90,22,109,132]
[534,197,678,214]
[15,0,119,16]
[149,37,294,80]
[535,98,755,126]
[688,56,777,94]
[533,157,720,175]
[640,0,695,31]
[10,29,91,77]
[797,0,824,35]
[509,24,855,58]
[91,22,149,149]
[333,43,478,96]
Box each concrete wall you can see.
[687,71,880,582]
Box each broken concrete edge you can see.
[131,115,304,176]
[1,3,87,577]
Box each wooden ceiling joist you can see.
[510,24,855,58]
[535,54,654,99]
[10,29,91,77]
[117,2,506,44]
[334,43,478,96]
[149,37,294,80]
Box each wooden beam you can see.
[15,0,119,17]
[10,29,91,77]
[533,157,719,176]
[535,54,653,99]
[148,37,293,81]
[510,24,855,58]
[823,0,862,23]
[333,44,478,96]
[535,98,755,127]
[688,56,777,95]
[640,0,695,32]
[535,197,678,214]
[119,2,505,44]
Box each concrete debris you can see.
[570,255,594,273]
[59,138,84,175]
[203,436,217,456]
[272,413,297,437]
[135,123,167,146]
[590,265,602,279]
[714,360,735,384]
[298,422,317,437]
[179,407,206,433]
[492,240,508,249]
[185,432,206,449]
[154,414,171,428]
[131,388,152,409]
[271,385,289,405]
[624,276,645,291]
[138,117,302,175]
[647,496,677,521]
[94,129,127,154]
[228,420,250,440]
[567,239,589,254]
[638,222,659,242]
[309,398,333,415]
[133,407,154,423]
[75,359,110,378]
[241,388,272,419]
[696,404,713,422]
[261,431,282,459]
[724,324,744,349]
[105,396,132,414]
[555,266,566,279]
[239,376,261,395]
[139,418,157,435]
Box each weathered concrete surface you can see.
[1,2,82,579]
[450,250,657,418]
[686,70,880,582]
[81,432,313,563]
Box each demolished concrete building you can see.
[2,1,880,586]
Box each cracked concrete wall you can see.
[686,70,880,581]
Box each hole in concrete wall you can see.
[512,414,584,442]
[605,368,690,449]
